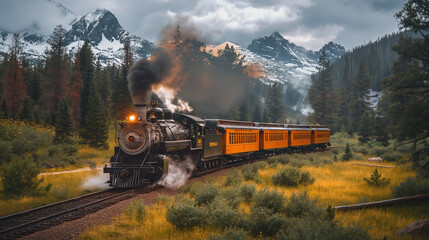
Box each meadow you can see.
[0,119,114,216]
[80,133,428,240]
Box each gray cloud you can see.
[1,0,405,50]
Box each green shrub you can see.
[241,162,265,182]
[220,187,243,209]
[0,158,51,198]
[195,183,219,206]
[252,189,285,214]
[267,155,290,165]
[364,169,390,187]
[246,207,287,236]
[395,143,413,153]
[272,167,315,187]
[382,152,402,162]
[0,141,11,163]
[289,158,309,168]
[153,194,172,204]
[166,202,207,230]
[252,161,267,170]
[124,200,146,222]
[276,217,370,240]
[209,198,242,230]
[391,176,429,198]
[224,169,243,187]
[182,181,204,197]
[88,160,97,169]
[370,146,391,157]
[272,167,301,187]
[239,183,256,203]
[208,228,247,240]
[341,143,352,161]
[284,191,324,217]
[299,171,316,185]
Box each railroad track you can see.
[0,189,135,239]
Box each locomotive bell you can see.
[135,104,147,122]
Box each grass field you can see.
[80,135,426,240]
[0,169,109,217]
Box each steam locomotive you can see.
[103,102,330,188]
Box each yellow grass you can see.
[80,203,216,240]
[0,169,107,217]
[336,202,429,240]
[80,133,424,239]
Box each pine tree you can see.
[373,96,389,146]
[358,111,374,143]
[80,83,109,149]
[342,143,353,160]
[336,86,349,131]
[174,25,183,57]
[19,97,33,122]
[70,54,83,137]
[79,40,95,128]
[216,43,245,72]
[96,69,111,108]
[308,49,336,127]
[54,99,73,143]
[3,34,26,118]
[384,0,429,176]
[265,83,285,123]
[111,40,134,119]
[348,60,371,132]
[0,98,7,119]
[45,25,70,122]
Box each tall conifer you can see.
[265,83,285,123]
[385,0,429,176]
[54,99,73,143]
[70,54,83,137]
[3,34,26,118]
[45,25,70,122]
[111,39,134,120]
[308,49,336,127]
[79,40,95,128]
[80,83,108,149]
[348,60,371,132]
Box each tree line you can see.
[0,25,135,149]
[0,24,299,152]
[308,0,428,177]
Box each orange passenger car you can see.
[222,128,260,155]
[259,129,289,150]
[287,125,312,147]
[311,125,330,146]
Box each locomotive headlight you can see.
[129,115,136,122]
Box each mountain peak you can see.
[83,8,112,23]
[318,41,346,62]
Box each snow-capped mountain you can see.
[0,1,345,115]
[207,33,345,115]
[64,8,153,65]
[0,2,153,65]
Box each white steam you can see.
[82,170,111,190]
[154,87,193,112]
[157,157,196,189]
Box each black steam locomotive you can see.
[104,102,330,188]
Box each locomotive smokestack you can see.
[135,104,147,122]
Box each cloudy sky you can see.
[0,0,405,50]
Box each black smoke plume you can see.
[127,48,173,104]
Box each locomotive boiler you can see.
[103,101,201,187]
